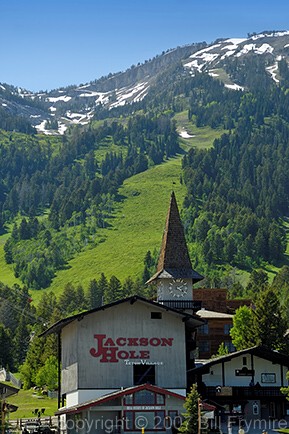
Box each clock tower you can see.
[147,192,203,309]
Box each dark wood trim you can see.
[57,332,61,409]
[250,353,255,384]
[222,361,225,386]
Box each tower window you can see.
[151,312,162,319]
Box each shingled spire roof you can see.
[147,192,203,284]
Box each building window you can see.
[198,341,210,353]
[168,411,181,429]
[199,324,209,335]
[124,411,165,431]
[134,365,155,385]
[224,324,232,335]
[124,390,165,406]
[134,390,155,405]
[243,357,247,366]
[261,373,276,383]
[151,312,162,319]
[224,341,235,352]
[156,393,165,405]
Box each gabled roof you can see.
[196,309,233,319]
[56,383,186,415]
[40,294,204,337]
[190,345,289,373]
[147,192,203,284]
[0,382,19,398]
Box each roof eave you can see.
[40,295,204,337]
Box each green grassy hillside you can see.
[37,156,187,300]
[0,122,228,302]
[7,389,57,419]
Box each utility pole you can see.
[198,398,202,434]
[1,400,5,434]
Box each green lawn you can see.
[7,388,58,419]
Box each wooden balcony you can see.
[206,386,284,399]
[160,300,202,311]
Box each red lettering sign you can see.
[89,334,173,363]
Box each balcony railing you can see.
[206,386,284,399]
[160,300,202,311]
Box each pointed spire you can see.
[147,192,203,284]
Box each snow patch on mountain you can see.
[266,62,280,83]
[235,43,274,57]
[179,130,195,138]
[47,95,72,103]
[65,110,94,125]
[208,71,219,77]
[110,82,149,108]
[184,44,222,71]
[252,31,289,40]
[225,83,244,91]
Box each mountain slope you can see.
[2,31,289,134]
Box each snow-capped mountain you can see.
[1,30,289,135]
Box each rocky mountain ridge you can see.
[1,30,289,134]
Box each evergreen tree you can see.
[98,273,108,303]
[122,276,135,298]
[252,287,288,352]
[212,342,229,358]
[75,284,87,311]
[179,384,200,434]
[104,276,123,304]
[88,279,103,309]
[36,292,57,327]
[0,325,14,370]
[245,269,268,298]
[14,313,31,368]
[58,282,78,315]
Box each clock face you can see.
[169,278,188,298]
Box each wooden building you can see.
[190,346,289,422]
[196,309,234,358]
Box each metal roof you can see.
[55,383,186,415]
[189,345,289,373]
[40,294,205,337]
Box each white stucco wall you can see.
[201,353,289,387]
[66,389,119,407]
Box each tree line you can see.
[0,262,155,390]
[182,59,289,269]
[1,113,179,288]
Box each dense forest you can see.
[180,60,289,272]
[2,55,289,287]
[1,113,179,288]
[2,39,289,385]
